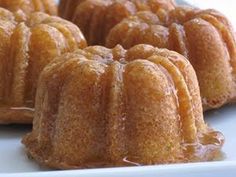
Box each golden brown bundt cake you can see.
[0,0,57,15]
[106,6,236,110]
[0,7,87,124]
[22,44,224,169]
[59,0,176,45]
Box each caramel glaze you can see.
[22,44,224,169]
[0,0,57,16]
[0,8,87,124]
[106,6,236,110]
[58,0,176,45]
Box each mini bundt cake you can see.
[23,44,224,169]
[59,0,176,45]
[0,0,57,15]
[0,7,87,124]
[106,6,236,110]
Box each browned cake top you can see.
[0,0,57,15]
[0,7,87,124]
[59,0,176,45]
[106,6,236,110]
[23,44,224,169]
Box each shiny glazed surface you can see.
[0,7,87,124]
[106,6,236,110]
[59,0,176,45]
[0,0,58,15]
[23,44,224,169]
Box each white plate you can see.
[0,105,236,177]
[1,0,236,177]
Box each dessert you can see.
[0,7,87,124]
[0,0,57,15]
[23,44,224,169]
[59,0,176,45]
[106,7,236,110]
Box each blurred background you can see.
[54,0,236,26]
[185,0,236,27]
